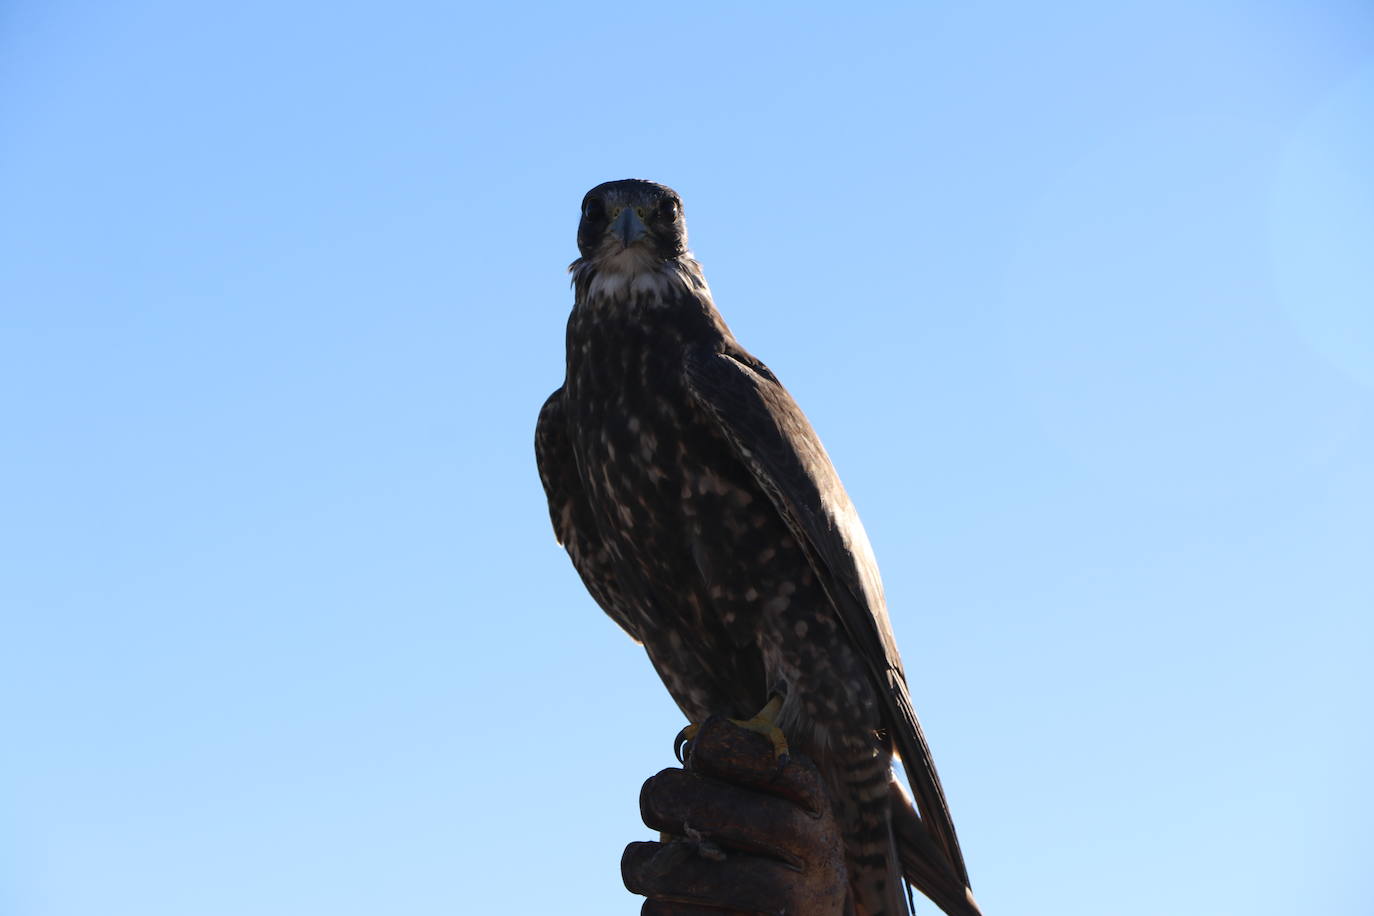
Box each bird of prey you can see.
[535,179,980,916]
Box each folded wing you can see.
[682,346,972,896]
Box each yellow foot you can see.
[729,695,790,761]
[675,697,791,765]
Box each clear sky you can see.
[3,2,1372,914]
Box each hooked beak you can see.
[611,206,647,247]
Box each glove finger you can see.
[623,840,794,915]
[685,716,829,817]
[639,768,825,868]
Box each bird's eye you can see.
[582,197,605,221]
[659,197,679,219]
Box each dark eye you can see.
[659,197,679,219]
[582,196,605,221]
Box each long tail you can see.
[839,740,913,916]
[889,777,983,916]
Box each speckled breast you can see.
[562,304,772,721]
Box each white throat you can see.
[576,249,710,307]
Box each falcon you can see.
[535,179,981,916]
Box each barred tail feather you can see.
[834,748,911,916]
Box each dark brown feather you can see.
[682,347,972,892]
[536,179,978,915]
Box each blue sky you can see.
[3,2,1372,914]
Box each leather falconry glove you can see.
[622,715,849,916]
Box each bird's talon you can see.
[674,722,701,764]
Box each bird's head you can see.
[577,179,687,266]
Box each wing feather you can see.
[683,347,971,889]
[535,388,642,642]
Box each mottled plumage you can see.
[536,179,980,916]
